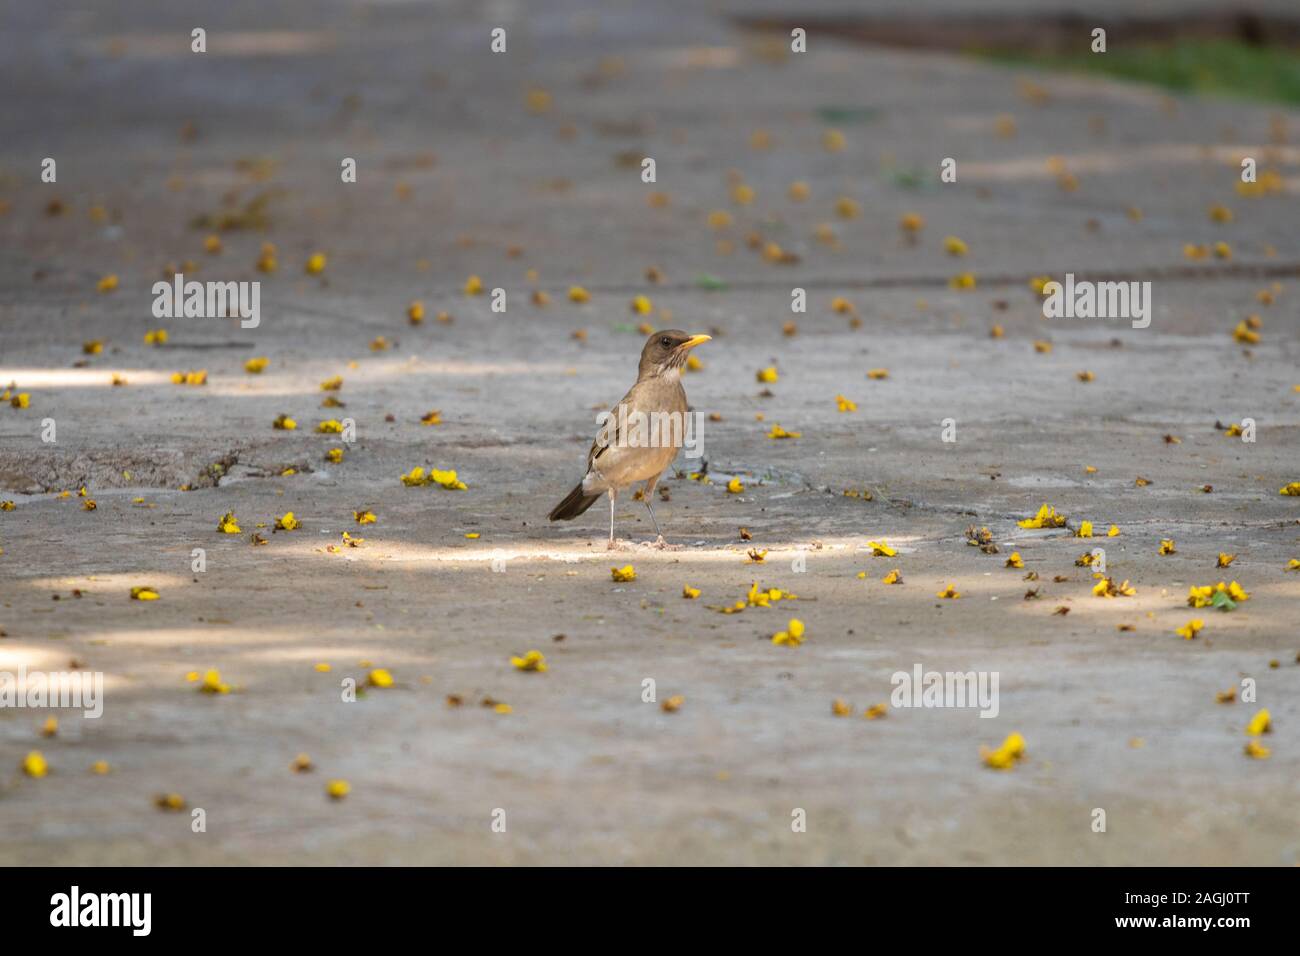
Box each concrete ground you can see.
[0,0,1297,864]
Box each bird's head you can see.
[638,329,711,379]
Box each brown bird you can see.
[549,330,711,547]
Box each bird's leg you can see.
[641,477,667,547]
[606,487,617,550]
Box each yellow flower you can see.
[320,375,343,391]
[305,252,327,274]
[731,183,755,205]
[1017,504,1066,529]
[863,703,888,720]
[1280,482,1300,496]
[771,618,805,646]
[1075,521,1093,538]
[317,419,344,434]
[9,392,29,408]
[407,300,425,324]
[682,584,701,599]
[510,650,547,672]
[756,366,778,383]
[936,585,960,599]
[245,356,269,373]
[431,468,467,490]
[97,274,119,293]
[257,247,278,272]
[155,792,187,811]
[899,212,924,232]
[354,510,376,525]
[1005,552,1024,569]
[130,586,160,601]
[831,699,852,717]
[822,129,846,152]
[83,339,103,355]
[568,285,590,303]
[727,477,744,494]
[273,414,297,431]
[1233,320,1260,344]
[1213,241,1232,260]
[464,274,483,295]
[1175,619,1204,640]
[0,501,13,511]
[275,512,300,531]
[1244,740,1271,759]
[866,368,889,380]
[835,196,859,219]
[41,716,58,737]
[830,297,856,315]
[660,695,684,713]
[1208,204,1233,223]
[949,272,976,290]
[1227,581,1249,602]
[367,668,394,688]
[707,209,733,230]
[881,569,902,585]
[1093,577,1135,598]
[1287,559,1300,572]
[91,760,111,775]
[314,663,331,673]
[767,424,801,439]
[1159,539,1176,555]
[835,394,857,412]
[630,295,653,315]
[144,328,169,346]
[326,779,351,800]
[217,511,241,534]
[22,751,49,778]
[464,532,479,539]
[326,448,344,463]
[981,732,1026,770]
[611,565,636,582]
[1107,525,1120,537]
[1245,709,1271,736]
[401,466,427,486]
[867,540,896,557]
[942,236,968,257]
[199,669,231,694]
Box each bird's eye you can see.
[659,337,672,347]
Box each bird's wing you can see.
[585,381,643,471]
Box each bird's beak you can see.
[679,334,712,350]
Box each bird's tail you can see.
[549,482,602,521]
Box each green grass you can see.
[984,40,1300,106]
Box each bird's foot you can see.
[606,538,629,551]
[645,535,680,551]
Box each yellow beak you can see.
[681,334,712,350]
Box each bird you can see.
[549,329,711,548]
